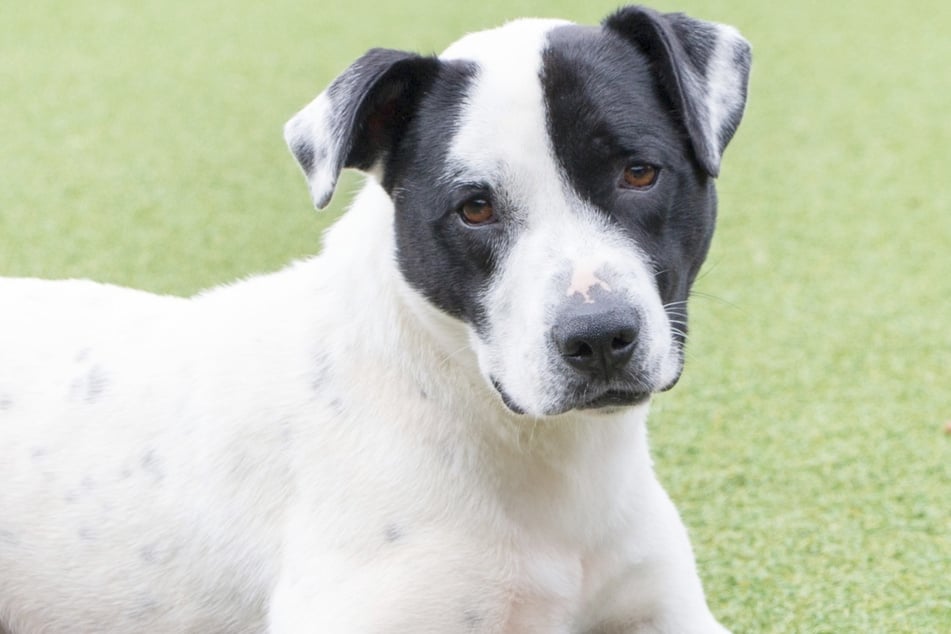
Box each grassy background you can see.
[2,0,949,631]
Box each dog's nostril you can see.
[612,328,636,350]
[566,340,594,358]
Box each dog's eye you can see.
[459,198,496,226]
[621,164,659,189]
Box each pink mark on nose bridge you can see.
[566,268,612,304]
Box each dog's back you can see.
[0,277,291,633]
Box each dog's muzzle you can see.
[489,292,658,416]
[552,300,651,410]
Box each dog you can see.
[0,6,750,633]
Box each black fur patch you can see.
[381,61,499,330]
[330,49,442,175]
[541,23,718,332]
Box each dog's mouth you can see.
[491,378,526,415]
[490,378,650,416]
[575,388,651,410]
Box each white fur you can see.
[0,17,729,634]
[283,90,339,208]
[703,24,749,151]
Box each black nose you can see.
[552,309,639,380]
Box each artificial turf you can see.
[2,1,948,631]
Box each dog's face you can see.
[285,7,751,417]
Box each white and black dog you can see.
[0,6,750,633]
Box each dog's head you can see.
[285,7,751,417]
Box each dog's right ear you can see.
[284,49,440,209]
[605,7,751,177]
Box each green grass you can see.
[2,1,949,631]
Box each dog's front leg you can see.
[595,558,730,634]
[590,483,730,634]
[614,569,731,634]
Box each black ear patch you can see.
[605,6,751,176]
[334,51,441,172]
[284,49,440,208]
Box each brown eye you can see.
[459,198,496,225]
[621,164,659,189]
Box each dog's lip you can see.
[490,378,525,415]
[575,388,651,410]
[490,378,650,416]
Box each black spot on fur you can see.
[383,523,403,543]
[463,609,484,630]
[0,528,20,546]
[140,543,158,563]
[139,542,177,565]
[84,366,108,403]
[77,526,97,541]
[140,449,165,483]
[68,364,110,404]
[311,352,332,393]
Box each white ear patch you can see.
[668,19,752,176]
[283,48,437,209]
[284,91,340,209]
[704,24,752,153]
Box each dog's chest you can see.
[414,534,640,633]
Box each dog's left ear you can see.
[284,49,440,208]
[605,7,752,177]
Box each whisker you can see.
[437,343,474,370]
[527,416,541,450]
[689,290,743,311]
[670,329,689,342]
[695,256,724,281]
